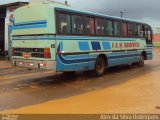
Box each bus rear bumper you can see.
[12,59,56,70]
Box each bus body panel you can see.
[12,4,58,69]
[55,35,152,72]
[12,37,56,60]
[12,4,57,35]
[11,4,153,72]
[12,35,57,70]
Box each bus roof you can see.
[14,3,151,27]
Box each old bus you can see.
[11,3,153,76]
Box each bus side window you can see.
[147,30,151,40]
[122,22,128,37]
[85,17,95,35]
[145,26,152,43]
[144,26,148,39]
[57,13,71,34]
[128,23,137,37]
[133,24,138,37]
[138,25,144,37]
[105,20,113,36]
[128,23,134,37]
[71,15,84,35]
[113,21,121,36]
[95,18,105,35]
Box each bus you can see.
[11,3,153,76]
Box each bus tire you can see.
[95,56,106,76]
[138,54,145,67]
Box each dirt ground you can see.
[0,48,160,114]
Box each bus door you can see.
[144,25,152,44]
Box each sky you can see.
[50,0,160,31]
[2,0,159,31]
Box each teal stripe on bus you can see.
[12,20,47,30]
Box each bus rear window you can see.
[57,13,71,34]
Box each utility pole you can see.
[120,11,124,18]
[65,0,68,6]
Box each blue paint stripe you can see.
[102,42,111,50]
[60,42,63,51]
[61,52,153,62]
[57,39,137,41]
[14,20,47,26]
[91,42,101,50]
[12,35,55,40]
[63,52,139,60]
[64,54,89,59]
[79,42,90,51]
[108,52,140,56]
[12,24,47,30]
[12,36,55,38]
[108,54,139,59]
[58,55,95,64]
[12,37,55,39]
[12,20,47,30]
[58,53,141,64]
[15,22,47,26]
[12,38,54,40]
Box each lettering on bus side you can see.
[112,42,140,49]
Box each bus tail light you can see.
[57,51,64,54]
[44,48,51,58]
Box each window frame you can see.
[95,17,105,36]
[128,22,139,38]
[84,16,96,35]
[71,13,85,35]
[144,25,153,44]
[55,10,152,40]
[133,24,138,37]
[56,11,72,35]
[113,20,123,37]
[121,22,128,37]
[137,24,145,38]
[104,19,114,37]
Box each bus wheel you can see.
[95,57,106,76]
[138,54,145,67]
